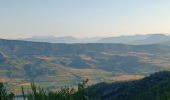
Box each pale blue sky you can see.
[0,0,170,38]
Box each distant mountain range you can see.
[22,33,170,45]
[23,36,100,43]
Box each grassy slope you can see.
[0,39,170,91]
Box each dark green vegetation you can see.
[1,79,91,100]
[24,79,91,100]
[2,71,170,100]
[88,71,170,100]
[0,83,15,100]
[0,39,170,90]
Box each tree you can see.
[0,82,15,100]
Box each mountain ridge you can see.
[21,33,170,45]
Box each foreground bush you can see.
[22,79,92,100]
[0,83,15,100]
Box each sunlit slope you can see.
[0,39,170,89]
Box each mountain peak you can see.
[149,34,167,38]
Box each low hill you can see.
[89,71,170,100]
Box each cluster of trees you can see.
[0,83,15,100]
[0,79,93,100]
[89,71,170,100]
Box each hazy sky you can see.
[0,0,170,39]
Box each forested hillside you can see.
[88,71,170,100]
